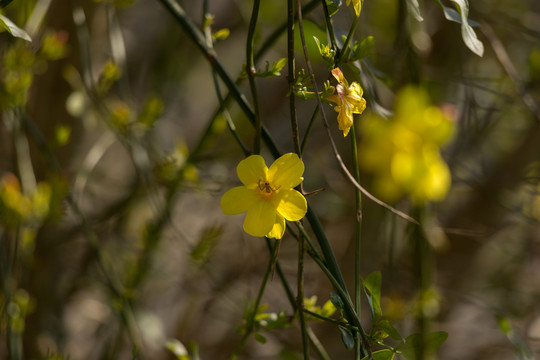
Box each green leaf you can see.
[406,0,423,21]
[212,28,230,41]
[362,271,382,320]
[378,319,404,341]
[338,326,355,350]
[361,349,395,360]
[350,36,375,61]
[395,331,448,360]
[325,0,342,16]
[329,292,345,316]
[0,15,31,41]
[435,0,483,56]
[254,333,267,344]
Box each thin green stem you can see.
[288,0,301,156]
[300,104,320,155]
[412,206,430,360]
[264,237,331,360]
[20,113,146,357]
[246,0,262,154]
[308,249,372,358]
[157,0,280,158]
[351,120,364,360]
[232,239,279,359]
[320,0,338,51]
[297,230,310,359]
[304,309,355,329]
[335,11,361,66]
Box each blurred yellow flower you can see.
[358,86,454,204]
[221,153,307,239]
[346,0,362,16]
[327,68,366,137]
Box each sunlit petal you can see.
[350,97,367,114]
[268,153,304,189]
[266,215,286,239]
[243,199,276,237]
[237,155,268,188]
[349,82,364,98]
[221,186,257,214]
[338,106,354,137]
[331,68,345,84]
[274,189,307,221]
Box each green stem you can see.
[308,249,372,358]
[351,121,364,359]
[246,0,262,154]
[412,206,430,360]
[304,309,355,329]
[232,239,279,359]
[320,0,338,51]
[288,0,301,156]
[264,237,331,360]
[335,12,361,66]
[21,113,146,357]
[297,230,310,359]
[157,0,281,158]
[300,104,320,155]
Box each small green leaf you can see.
[320,299,337,318]
[329,292,345,316]
[435,0,483,56]
[395,331,448,360]
[254,333,267,344]
[350,36,375,61]
[363,271,382,320]
[0,15,31,41]
[406,0,424,21]
[325,0,342,16]
[361,349,395,360]
[212,28,230,41]
[497,316,512,335]
[166,339,191,360]
[338,326,355,350]
[378,319,403,341]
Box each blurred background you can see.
[1,0,540,359]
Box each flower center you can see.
[258,179,279,196]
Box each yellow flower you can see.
[358,86,454,204]
[327,68,366,137]
[221,153,307,239]
[346,0,362,16]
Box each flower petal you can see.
[327,94,341,105]
[350,97,367,115]
[349,82,364,98]
[338,106,354,137]
[221,186,257,214]
[331,68,345,84]
[243,199,276,237]
[266,215,286,239]
[274,189,307,221]
[237,155,268,188]
[268,153,304,189]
